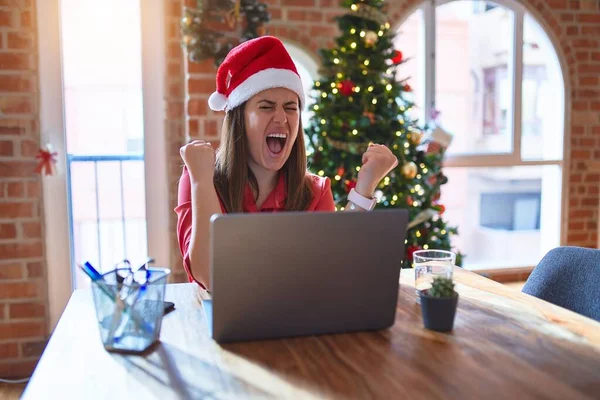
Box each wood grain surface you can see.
[22,268,600,400]
[0,383,26,400]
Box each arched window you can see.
[395,0,565,269]
[283,42,320,128]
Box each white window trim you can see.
[37,0,71,332]
[284,42,320,81]
[140,1,171,272]
[37,0,170,332]
[395,0,570,267]
[423,0,435,120]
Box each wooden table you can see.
[22,269,600,399]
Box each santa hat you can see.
[208,36,305,112]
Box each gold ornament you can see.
[365,31,378,46]
[401,161,418,179]
[410,131,423,145]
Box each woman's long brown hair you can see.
[213,102,314,213]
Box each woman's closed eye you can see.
[259,105,297,112]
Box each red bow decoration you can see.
[35,146,58,176]
[433,203,446,215]
[363,110,376,124]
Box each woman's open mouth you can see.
[266,133,288,155]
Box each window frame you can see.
[420,0,567,169]
[396,0,569,269]
[37,0,170,331]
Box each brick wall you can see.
[0,0,48,377]
[165,0,187,283]
[181,0,600,254]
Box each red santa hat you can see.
[208,36,305,112]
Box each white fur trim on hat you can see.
[208,92,228,111]
[225,68,305,111]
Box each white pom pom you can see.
[208,92,227,111]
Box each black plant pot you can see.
[419,292,459,332]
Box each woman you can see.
[176,36,398,288]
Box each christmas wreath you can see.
[181,0,270,66]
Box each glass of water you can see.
[414,250,456,298]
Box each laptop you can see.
[209,209,409,343]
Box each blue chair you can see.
[522,246,600,322]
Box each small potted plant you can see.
[419,276,459,332]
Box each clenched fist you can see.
[180,140,216,184]
[355,143,399,198]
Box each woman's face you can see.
[244,87,300,174]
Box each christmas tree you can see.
[305,0,463,267]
